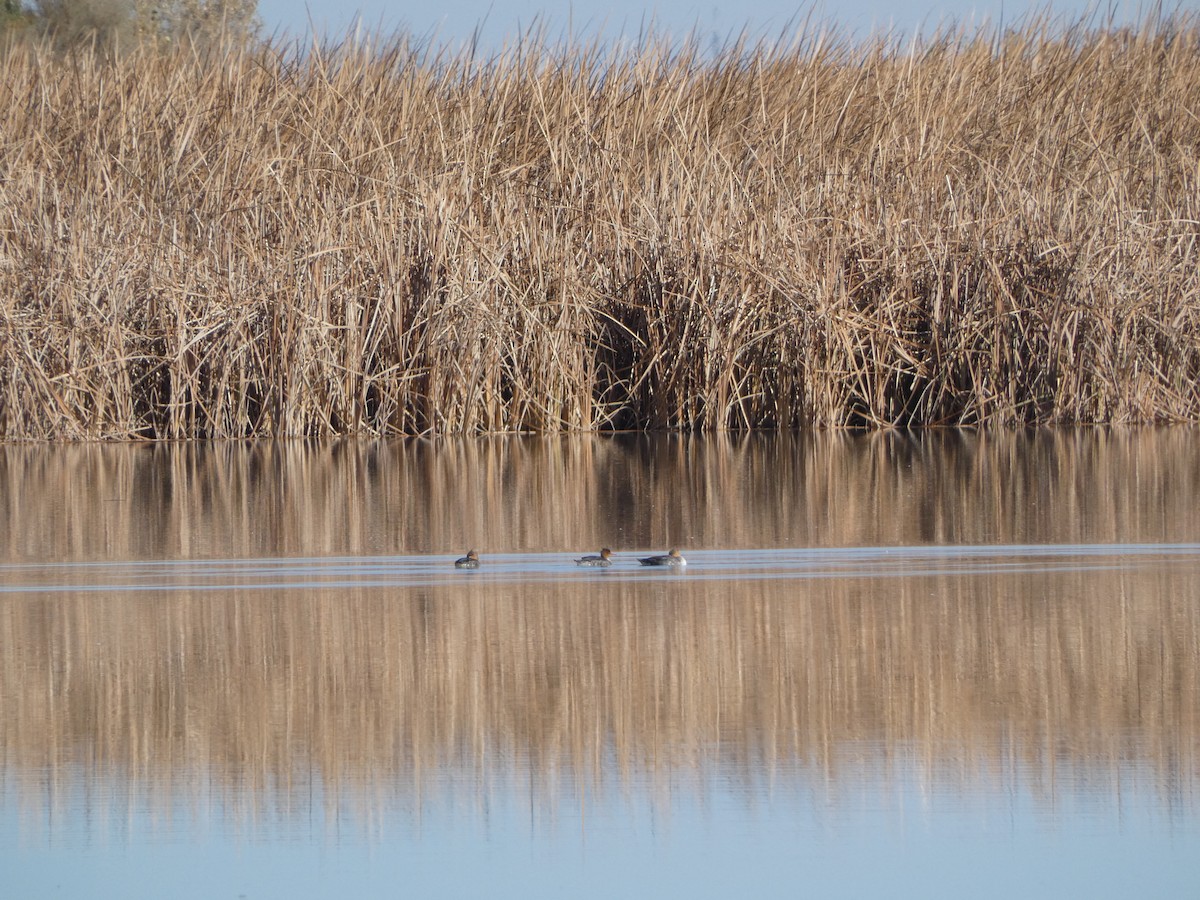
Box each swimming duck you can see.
[638,548,686,567]
[454,549,480,569]
[575,547,614,567]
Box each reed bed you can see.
[1,17,1199,437]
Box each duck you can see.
[575,547,614,567]
[638,548,686,567]
[454,549,480,569]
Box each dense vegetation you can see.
[1,0,257,47]
[1,15,1198,437]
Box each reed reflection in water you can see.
[2,429,1200,561]
[2,430,1199,897]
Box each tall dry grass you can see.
[1,16,1199,437]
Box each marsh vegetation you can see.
[1,15,1198,437]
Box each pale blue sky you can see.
[256,1,1187,50]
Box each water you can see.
[2,431,1199,898]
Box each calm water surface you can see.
[2,431,1199,898]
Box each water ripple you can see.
[2,543,1198,594]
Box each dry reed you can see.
[1,16,1199,437]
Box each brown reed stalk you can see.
[1,16,1199,438]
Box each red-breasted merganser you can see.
[575,548,613,567]
[638,548,686,567]
[454,549,480,569]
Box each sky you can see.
[254,1,1189,50]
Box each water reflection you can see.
[1,431,1199,896]
[2,430,1200,561]
[4,562,1197,816]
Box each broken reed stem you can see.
[1,15,1199,438]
